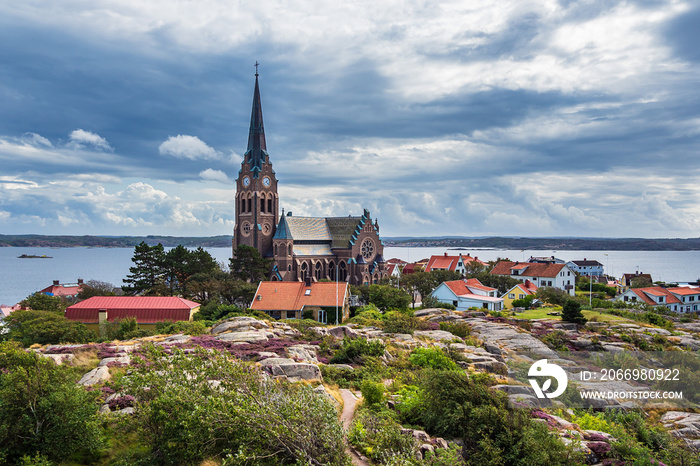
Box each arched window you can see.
[274,244,278,256]
[240,197,246,213]
[328,261,336,281]
[260,196,265,212]
[338,262,347,282]
[300,262,308,279]
[247,195,252,213]
[373,273,379,284]
[288,244,292,256]
[267,194,273,214]
[314,261,322,280]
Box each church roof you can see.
[326,216,363,248]
[293,244,334,256]
[244,72,269,177]
[273,213,293,240]
[284,217,332,240]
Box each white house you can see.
[619,286,700,313]
[566,259,604,277]
[430,278,503,311]
[490,261,576,296]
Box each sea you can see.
[1,246,700,306]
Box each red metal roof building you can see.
[250,281,349,323]
[65,296,201,331]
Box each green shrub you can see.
[120,344,349,465]
[421,295,456,310]
[2,310,95,346]
[382,311,418,334]
[360,380,385,407]
[562,299,587,325]
[348,410,418,463]
[409,347,458,371]
[0,342,105,464]
[330,337,386,364]
[439,321,471,338]
[155,320,208,336]
[540,330,571,351]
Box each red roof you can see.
[490,261,566,278]
[65,296,200,323]
[444,279,496,296]
[40,284,82,297]
[250,282,348,311]
[387,258,407,265]
[402,263,418,274]
[628,287,681,306]
[424,253,486,273]
[668,286,700,296]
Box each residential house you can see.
[619,272,653,292]
[528,256,565,264]
[65,296,201,333]
[430,278,503,311]
[618,286,700,313]
[40,279,84,298]
[501,280,538,309]
[567,259,604,277]
[490,261,576,296]
[0,304,20,334]
[250,280,349,323]
[424,253,486,275]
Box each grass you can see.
[516,307,636,324]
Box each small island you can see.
[17,254,53,259]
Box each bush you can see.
[439,321,471,338]
[406,370,574,465]
[2,310,96,346]
[421,295,456,310]
[382,311,418,334]
[119,344,349,465]
[0,342,105,464]
[409,347,458,371]
[155,320,208,336]
[348,410,418,463]
[360,379,386,407]
[562,299,587,325]
[330,337,386,364]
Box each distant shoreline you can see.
[2,234,700,251]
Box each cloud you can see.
[199,168,231,184]
[22,132,52,147]
[68,129,113,151]
[159,135,220,160]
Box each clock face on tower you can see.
[242,176,250,187]
[262,176,271,187]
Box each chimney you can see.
[444,252,447,257]
[305,275,312,287]
[525,279,531,286]
[77,278,84,284]
[53,280,59,286]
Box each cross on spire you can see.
[255,61,259,76]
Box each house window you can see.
[659,297,664,303]
[519,294,525,299]
[453,301,458,307]
[508,293,515,299]
[305,289,311,296]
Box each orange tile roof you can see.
[250,281,347,311]
[65,296,200,323]
[668,287,700,296]
[490,261,566,278]
[444,279,496,296]
[463,278,495,292]
[629,287,682,306]
[425,254,486,273]
[40,284,82,297]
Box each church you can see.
[232,71,387,286]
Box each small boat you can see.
[17,254,53,259]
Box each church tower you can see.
[232,68,279,258]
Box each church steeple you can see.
[245,63,268,178]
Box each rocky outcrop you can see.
[268,363,323,382]
[661,411,700,450]
[468,318,560,358]
[78,366,111,386]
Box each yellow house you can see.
[501,280,538,309]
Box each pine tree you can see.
[562,299,587,325]
[122,242,166,295]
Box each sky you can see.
[1,0,699,239]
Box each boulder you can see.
[98,356,131,367]
[161,334,192,344]
[328,326,357,338]
[287,344,319,363]
[210,316,269,335]
[414,330,461,341]
[78,366,111,386]
[259,357,296,366]
[269,363,323,382]
[215,330,274,343]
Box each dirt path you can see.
[339,389,369,466]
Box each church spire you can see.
[245,62,267,177]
